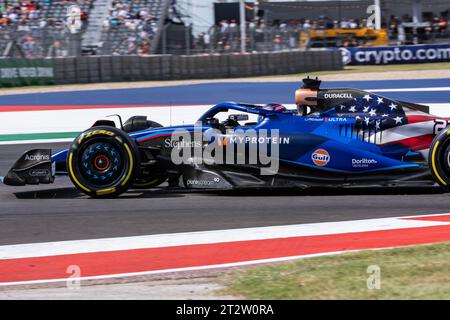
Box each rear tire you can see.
[133,162,167,189]
[429,127,450,192]
[133,173,168,189]
[67,126,139,198]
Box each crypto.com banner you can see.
[339,43,450,65]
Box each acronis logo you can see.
[25,154,50,161]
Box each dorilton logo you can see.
[352,158,378,168]
[324,93,353,99]
[312,149,330,167]
[25,154,50,161]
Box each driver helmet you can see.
[258,103,287,124]
[262,103,287,113]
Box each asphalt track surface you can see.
[1,142,450,246]
[1,78,450,106]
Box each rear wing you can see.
[398,101,430,114]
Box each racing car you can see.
[3,77,450,198]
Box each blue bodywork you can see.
[51,101,419,176]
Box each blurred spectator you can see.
[101,0,158,55]
[137,39,150,55]
[197,13,449,53]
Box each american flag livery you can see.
[325,92,446,159]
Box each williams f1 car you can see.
[3,77,450,198]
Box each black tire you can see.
[67,126,140,198]
[133,173,168,189]
[429,127,450,192]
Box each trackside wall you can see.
[51,50,342,84]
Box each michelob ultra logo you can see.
[312,149,330,166]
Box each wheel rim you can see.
[78,141,125,188]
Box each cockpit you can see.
[199,102,292,133]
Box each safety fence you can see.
[0,49,342,86]
[162,25,306,55]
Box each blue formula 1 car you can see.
[4,77,450,198]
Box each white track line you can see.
[0,138,75,145]
[1,213,450,260]
[368,87,450,92]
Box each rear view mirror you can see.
[229,114,249,122]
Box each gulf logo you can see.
[312,149,330,166]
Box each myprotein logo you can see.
[324,93,353,99]
[312,149,330,167]
[25,154,50,162]
[227,136,290,145]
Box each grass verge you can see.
[219,242,450,299]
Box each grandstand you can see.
[0,0,94,57]
[1,0,450,57]
[0,0,169,57]
[98,0,168,55]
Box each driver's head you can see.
[262,103,287,113]
[258,103,287,124]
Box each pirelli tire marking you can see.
[429,129,450,189]
[67,128,138,198]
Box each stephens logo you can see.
[312,149,330,166]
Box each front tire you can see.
[67,126,139,198]
[429,127,450,191]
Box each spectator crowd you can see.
[0,0,449,57]
[101,0,160,55]
[193,13,450,53]
[0,0,91,58]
